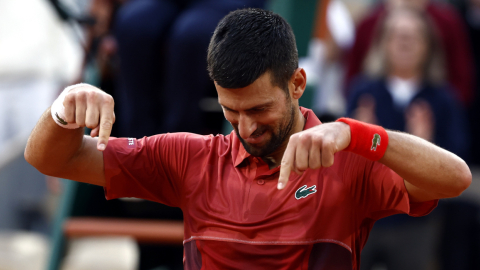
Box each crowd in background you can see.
[1,0,480,269]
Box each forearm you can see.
[380,130,471,200]
[25,107,85,176]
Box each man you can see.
[25,8,471,269]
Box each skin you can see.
[24,69,471,203]
[384,11,428,80]
[217,69,306,168]
[387,0,429,11]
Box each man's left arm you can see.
[380,130,471,202]
[278,122,472,202]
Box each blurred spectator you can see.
[114,0,265,138]
[348,8,469,159]
[346,0,475,106]
[346,8,469,270]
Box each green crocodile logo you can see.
[55,112,68,125]
[371,133,381,151]
[295,185,317,200]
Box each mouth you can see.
[244,130,267,145]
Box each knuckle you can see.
[311,135,322,147]
[298,134,309,144]
[87,90,97,101]
[281,159,290,167]
[311,162,321,170]
[64,93,75,105]
[296,160,307,171]
[103,95,114,106]
[101,121,113,130]
[85,119,98,129]
[323,158,334,167]
[76,117,85,126]
[321,138,333,149]
[75,91,87,102]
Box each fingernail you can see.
[277,182,284,190]
[98,144,106,151]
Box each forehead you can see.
[216,72,285,110]
[388,13,424,35]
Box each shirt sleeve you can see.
[103,133,212,208]
[343,153,438,221]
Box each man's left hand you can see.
[278,122,351,190]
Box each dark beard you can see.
[234,103,296,158]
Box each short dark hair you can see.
[207,8,298,91]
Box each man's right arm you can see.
[24,84,115,187]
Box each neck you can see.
[391,71,420,81]
[263,108,305,169]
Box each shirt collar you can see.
[233,107,322,167]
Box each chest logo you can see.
[371,133,381,151]
[295,185,317,200]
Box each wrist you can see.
[335,118,388,161]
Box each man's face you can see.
[216,72,297,158]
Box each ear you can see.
[290,68,307,100]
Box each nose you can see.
[238,114,257,140]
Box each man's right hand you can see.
[62,84,115,151]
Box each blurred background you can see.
[1,0,480,269]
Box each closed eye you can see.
[250,107,266,112]
[222,106,237,113]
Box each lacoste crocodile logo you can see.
[55,112,68,125]
[295,185,317,200]
[371,133,381,151]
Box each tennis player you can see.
[25,8,471,269]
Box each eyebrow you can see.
[220,101,274,112]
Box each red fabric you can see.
[103,107,437,270]
[345,3,474,105]
[336,118,389,161]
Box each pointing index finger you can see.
[97,98,114,151]
[278,140,296,190]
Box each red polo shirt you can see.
[103,107,437,270]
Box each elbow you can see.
[24,146,35,168]
[24,147,43,174]
[24,146,55,176]
[450,161,472,197]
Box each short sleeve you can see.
[343,153,438,221]
[103,133,211,208]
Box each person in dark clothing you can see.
[347,7,469,159]
[346,0,474,106]
[347,8,470,270]
[348,78,469,159]
[114,0,266,138]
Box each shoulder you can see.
[427,2,465,27]
[107,132,234,155]
[419,83,459,104]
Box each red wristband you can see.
[336,118,388,161]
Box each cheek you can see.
[263,109,289,128]
[223,110,237,125]
[414,43,428,64]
